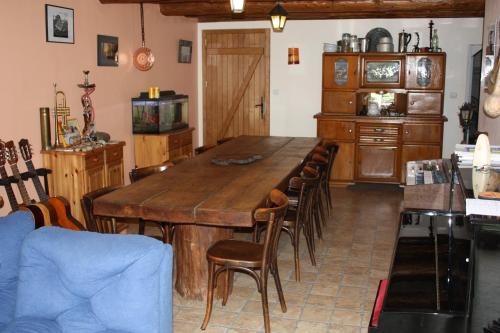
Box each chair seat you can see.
[207,239,264,268]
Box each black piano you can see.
[369,212,472,333]
[370,155,500,333]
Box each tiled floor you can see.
[172,184,403,333]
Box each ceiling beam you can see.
[100,0,485,21]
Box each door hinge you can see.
[205,81,208,88]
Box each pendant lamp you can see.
[269,3,288,32]
[230,0,245,13]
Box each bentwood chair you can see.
[81,185,126,234]
[129,161,175,243]
[255,168,319,282]
[201,189,289,333]
[194,144,216,155]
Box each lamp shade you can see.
[269,3,288,32]
[230,0,245,13]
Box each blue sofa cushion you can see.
[0,211,35,328]
[1,317,62,333]
[15,227,173,333]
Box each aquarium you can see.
[132,91,188,134]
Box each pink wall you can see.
[479,0,500,143]
[0,0,197,216]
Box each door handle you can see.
[255,96,265,119]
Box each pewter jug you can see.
[398,30,412,53]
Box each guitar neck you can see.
[0,165,19,211]
[25,160,48,201]
[10,164,31,205]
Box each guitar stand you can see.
[0,168,52,196]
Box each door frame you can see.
[202,28,270,145]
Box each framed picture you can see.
[63,118,81,146]
[178,40,192,64]
[97,35,119,66]
[45,4,74,44]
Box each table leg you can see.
[174,224,233,300]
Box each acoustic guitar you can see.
[0,140,20,211]
[4,140,54,228]
[18,139,84,231]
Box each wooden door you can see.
[203,29,270,146]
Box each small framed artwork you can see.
[178,40,192,64]
[97,35,119,66]
[45,4,74,44]
[63,118,81,146]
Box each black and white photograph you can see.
[178,39,192,64]
[97,35,119,66]
[45,4,74,43]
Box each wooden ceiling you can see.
[99,0,485,22]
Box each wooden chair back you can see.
[81,185,122,233]
[129,161,174,183]
[194,144,216,155]
[254,189,288,274]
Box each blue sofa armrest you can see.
[13,227,173,333]
[0,212,35,330]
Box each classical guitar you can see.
[18,139,84,231]
[5,140,55,228]
[0,140,20,211]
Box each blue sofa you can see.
[0,212,173,333]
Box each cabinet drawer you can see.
[407,93,442,116]
[358,125,400,137]
[168,130,192,150]
[85,151,105,170]
[106,146,123,163]
[317,120,355,140]
[323,91,356,114]
[359,136,399,145]
[402,123,442,143]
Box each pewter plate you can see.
[365,28,392,52]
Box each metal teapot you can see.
[398,30,412,53]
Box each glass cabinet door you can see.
[405,54,445,90]
[361,56,405,88]
[323,55,359,90]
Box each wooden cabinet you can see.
[317,119,355,184]
[134,127,194,168]
[401,121,443,180]
[405,54,445,90]
[318,52,446,185]
[41,142,125,225]
[323,55,359,90]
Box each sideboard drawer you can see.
[358,124,400,138]
[169,129,192,150]
[85,151,105,170]
[106,145,123,163]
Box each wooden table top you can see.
[93,136,319,227]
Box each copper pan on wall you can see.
[133,3,155,71]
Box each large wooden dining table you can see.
[93,136,320,299]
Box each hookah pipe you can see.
[78,71,96,138]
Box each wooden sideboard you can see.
[41,141,125,226]
[133,127,194,168]
[318,52,446,185]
